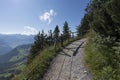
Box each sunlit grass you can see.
[0,73,11,77]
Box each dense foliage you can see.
[82,0,120,80]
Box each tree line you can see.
[27,21,71,64]
[27,12,90,64]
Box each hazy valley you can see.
[0,34,34,80]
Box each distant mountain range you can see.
[0,34,35,80]
[0,34,34,55]
[0,44,32,80]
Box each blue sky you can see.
[0,0,89,35]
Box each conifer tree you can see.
[47,30,53,45]
[77,14,90,37]
[27,31,45,64]
[48,30,53,38]
[27,32,42,64]
[63,21,70,39]
[53,25,60,39]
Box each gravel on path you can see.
[42,39,92,80]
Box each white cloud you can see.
[39,9,56,24]
[22,26,38,35]
[0,26,38,35]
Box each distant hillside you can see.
[0,44,32,80]
[0,39,12,55]
[0,34,34,55]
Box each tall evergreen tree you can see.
[27,32,41,63]
[48,30,53,38]
[53,25,60,38]
[77,14,90,37]
[47,30,53,45]
[27,31,46,64]
[40,30,47,48]
[63,21,70,39]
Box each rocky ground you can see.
[42,39,92,80]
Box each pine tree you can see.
[47,30,53,45]
[48,30,53,38]
[53,25,60,38]
[27,31,45,64]
[77,14,90,37]
[41,30,46,48]
[63,21,70,39]
[27,32,42,64]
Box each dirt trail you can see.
[42,39,92,80]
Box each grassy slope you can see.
[13,38,78,80]
[84,37,120,80]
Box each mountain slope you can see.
[0,44,32,80]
